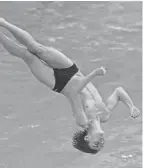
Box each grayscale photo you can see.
[0,1,142,168]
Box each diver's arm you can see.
[76,66,106,93]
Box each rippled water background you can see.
[0,1,142,168]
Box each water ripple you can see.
[107,25,140,32]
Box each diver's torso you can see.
[61,70,108,122]
[80,86,109,121]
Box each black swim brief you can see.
[53,63,79,93]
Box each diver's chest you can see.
[85,99,96,109]
[83,97,106,114]
[80,89,99,109]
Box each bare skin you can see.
[0,18,140,150]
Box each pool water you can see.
[0,2,142,168]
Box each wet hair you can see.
[72,128,101,154]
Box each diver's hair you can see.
[72,128,99,154]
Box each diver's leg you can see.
[0,18,43,55]
[0,33,55,89]
[106,87,140,119]
[0,18,73,68]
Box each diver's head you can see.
[72,118,105,154]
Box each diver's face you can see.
[88,131,105,150]
[84,118,105,150]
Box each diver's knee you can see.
[22,50,37,64]
[27,43,45,56]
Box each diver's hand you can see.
[95,66,106,76]
[130,106,140,119]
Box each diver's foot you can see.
[0,18,6,26]
[130,106,140,119]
